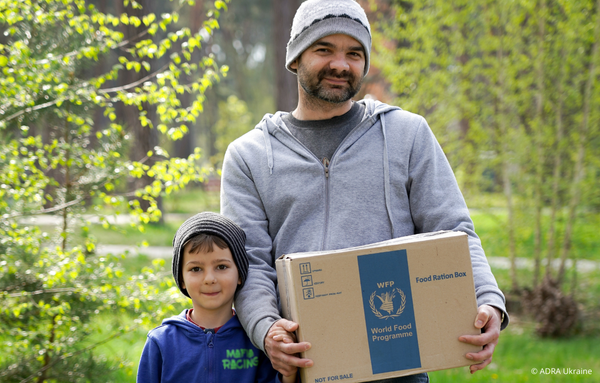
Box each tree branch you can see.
[7,287,80,298]
[1,99,62,125]
[13,22,150,71]
[97,62,170,94]
[2,196,84,220]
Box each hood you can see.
[256,98,400,136]
[160,310,242,338]
[255,99,400,175]
[254,98,402,238]
[160,310,202,336]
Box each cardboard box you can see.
[276,231,481,383]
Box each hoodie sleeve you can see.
[221,141,281,351]
[407,116,509,329]
[137,337,162,383]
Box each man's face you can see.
[292,34,365,104]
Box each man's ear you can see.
[290,59,298,71]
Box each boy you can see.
[137,212,293,383]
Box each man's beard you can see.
[297,61,363,104]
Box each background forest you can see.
[1,0,599,382]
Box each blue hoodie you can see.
[137,310,278,383]
[221,99,508,351]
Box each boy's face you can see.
[181,242,241,321]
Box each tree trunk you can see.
[36,316,57,383]
[532,0,547,287]
[173,0,204,159]
[557,0,600,284]
[62,110,72,251]
[496,8,519,293]
[545,44,567,279]
[116,0,163,220]
[503,153,519,293]
[273,0,301,112]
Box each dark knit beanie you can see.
[286,0,372,76]
[172,212,249,298]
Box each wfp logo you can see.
[369,281,406,319]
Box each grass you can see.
[429,321,600,382]
[72,188,220,247]
[470,209,600,262]
[94,248,600,383]
[93,312,600,383]
[162,186,220,214]
[471,208,600,336]
[24,189,600,381]
[85,220,184,247]
[82,188,600,262]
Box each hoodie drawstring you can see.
[380,114,396,238]
[262,121,274,175]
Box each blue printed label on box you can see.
[357,249,421,374]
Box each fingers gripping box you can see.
[275,231,481,383]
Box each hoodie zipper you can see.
[322,157,330,178]
[274,114,376,250]
[317,116,374,249]
[321,157,331,249]
[207,331,214,383]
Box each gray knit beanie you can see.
[172,212,249,298]
[286,0,372,76]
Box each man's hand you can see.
[265,319,314,376]
[458,304,502,374]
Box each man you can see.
[221,0,509,381]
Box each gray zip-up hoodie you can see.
[221,99,508,351]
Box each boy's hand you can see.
[265,319,313,376]
[458,304,502,374]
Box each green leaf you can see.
[215,1,228,11]
[0,1,233,377]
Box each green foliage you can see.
[376,0,600,289]
[184,0,275,163]
[0,0,230,140]
[377,0,597,189]
[0,0,230,381]
[211,95,254,168]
